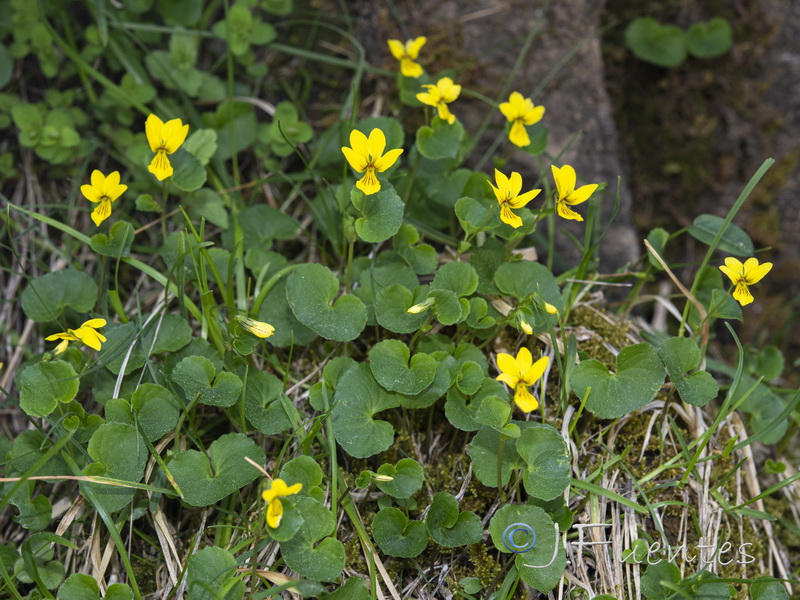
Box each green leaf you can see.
[468,425,524,487]
[625,17,687,68]
[368,339,437,395]
[245,369,293,435]
[488,504,566,593]
[658,337,719,407]
[0,43,13,90]
[320,577,370,600]
[518,123,549,156]
[426,492,482,548]
[494,260,564,312]
[100,315,192,375]
[182,128,218,166]
[90,221,135,257]
[135,194,161,213]
[280,455,324,493]
[646,227,669,270]
[430,289,468,325]
[186,188,229,229]
[394,224,438,274]
[445,378,506,432]
[332,364,400,458]
[131,383,181,442]
[58,573,133,600]
[259,277,317,348]
[372,507,428,557]
[184,547,244,600]
[431,261,478,297]
[287,263,367,342]
[171,355,243,407]
[18,360,79,417]
[456,361,485,395]
[354,117,404,153]
[350,183,404,243]
[169,433,266,507]
[280,496,345,582]
[571,343,666,419]
[374,284,429,334]
[11,103,43,130]
[687,214,754,256]
[474,395,512,433]
[641,561,681,599]
[169,149,207,192]
[708,288,742,321]
[84,423,148,513]
[687,18,732,59]
[22,269,97,322]
[415,117,464,159]
[750,576,790,600]
[395,358,453,409]
[516,424,570,501]
[375,458,424,499]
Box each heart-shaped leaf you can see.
[18,360,80,417]
[456,361,484,395]
[658,337,719,407]
[395,358,453,409]
[374,284,429,334]
[22,269,97,322]
[426,492,482,548]
[332,364,400,458]
[350,183,404,243]
[84,423,148,513]
[415,117,464,160]
[431,261,478,297]
[100,315,192,375]
[287,263,367,342]
[372,507,428,557]
[468,425,525,488]
[106,383,181,442]
[625,17,687,68]
[169,148,207,192]
[184,546,244,600]
[516,423,570,501]
[394,224,438,274]
[445,378,507,432]
[259,277,318,348]
[375,458,424,499]
[687,18,732,59]
[171,355,243,407]
[280,496,345,582]
[169,433,266,506]
[494,260,563,312]
[90,221,135,257]
[245,369,293,435]
[58,573,133,600]
[368,339,437,395]
[489,504,566,593]
[571,343,665,419]
[455,196,502,235]
[641,561,681,599]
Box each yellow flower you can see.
[488,169,541,229]
[81,170,127,227]
[416,77,461,125]
[495,347,549,413]
[341,128,403,195]
[235,316,275,338]
[551,164,598,222]
[719,257,772,306]
[45,318,107,353]
[145,114,189,181]
[499,92,545,147]
[387,37,427,78]
[544,302,558,315]
[262,478,302,528]
[518,315,533,335]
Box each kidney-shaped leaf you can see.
[571,343,665,419]
[184,546,244,600]
[516,424,570,501]
[658,337,719,407]
[376,458,424,499]
[280,496,345,582]
[332,364,400,458]
[18,360,80,418]
[287,263,367,342]
[351,184,404,243]
[22,270,97,322]
[368,339,436,395]
[169,433,266,506]
[494,260,563,312]
[426,492,482,548]
[372,507,428,558]
[84,422,148,513]
[171,355,243,407]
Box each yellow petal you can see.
[45,331,75,341]
[54,339,70,354]
[406,36,426,59]
[514,385,538,413]
[496,373,518,388]
[499,100,516,122]
[556,200,583,222]
[81,184,102,203]
[723,256,744,275]
[400,58,423,78]
[552,164,576,200]
[522,356,549,386]
[162,118,189,153]
[499,204,522,228]
[508,188,541,209]
[356,169,381,195]
[507,171,523,198]
[366,128,387,162]
[75,326,105,351]
[342,145,367,172]
[523,104,545,125]
[387,39,405,60]
[566,183,598,206]
[82,318,107,329]
[743,259,772,285]
[145,114,164,152]
[148,151,173,181]
[732,282,753,306]
[90,170,105,189]
[544,302,558,315]
[91,200,112,227]
[508,120,530,147]
[515,347,532,372]
[266,498,283,528]
[348,129,368,155]
[493,169,510,196]
[416,91,436,107]
[718,264,739,284]
[437,103,455,124]
[496,352,518,378]
[373,148,403,172]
